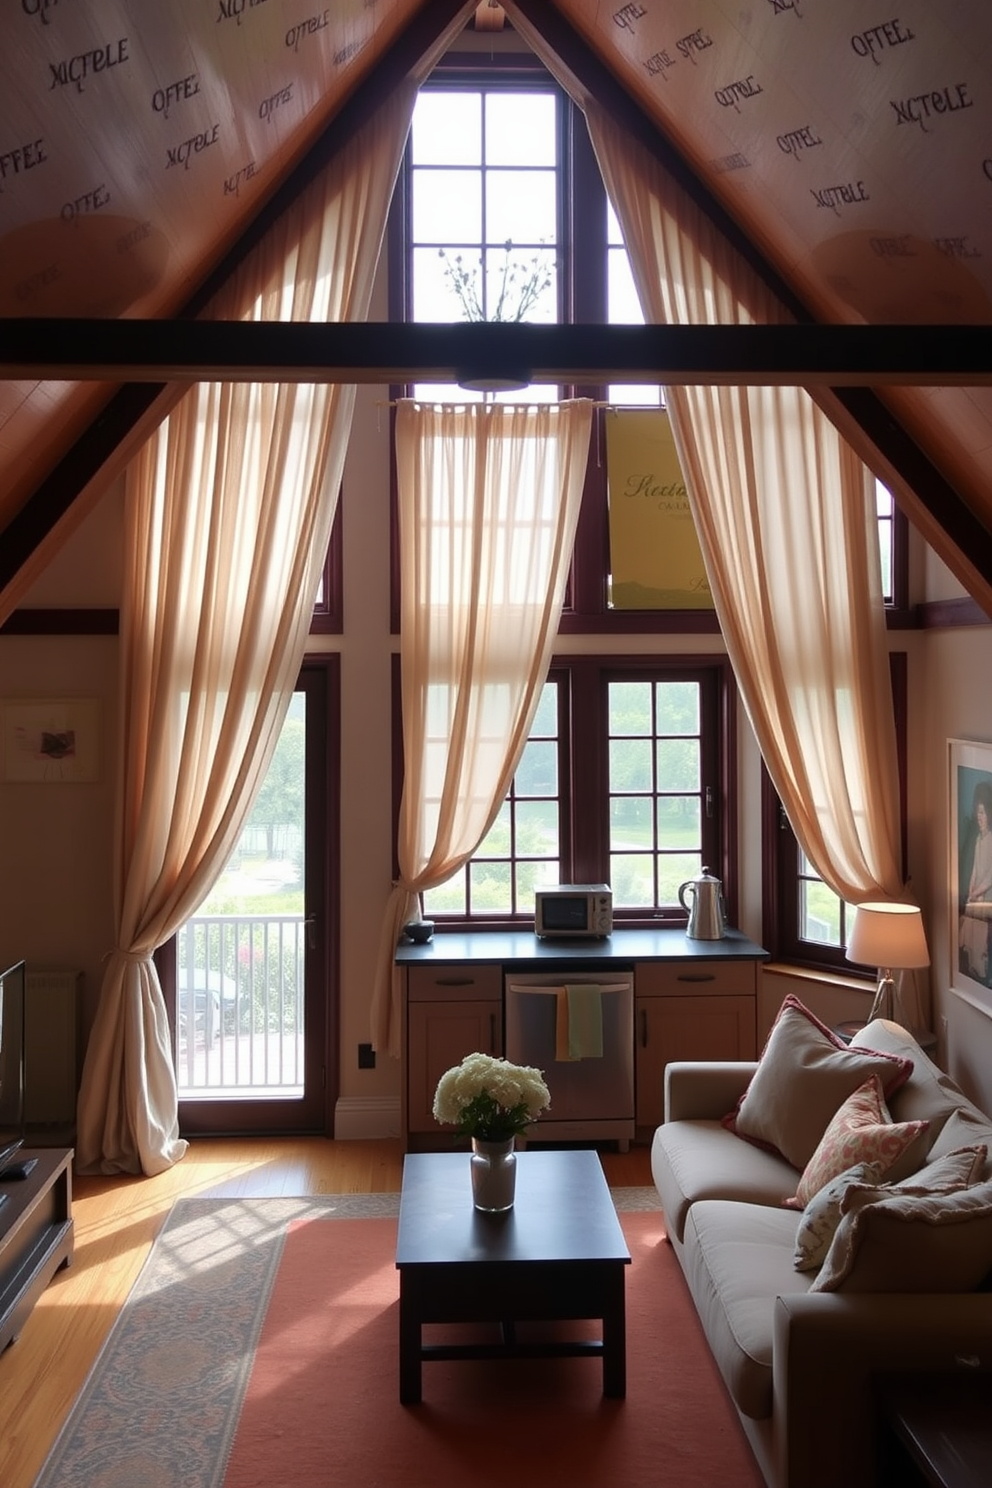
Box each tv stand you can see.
[0,1148,73,1353]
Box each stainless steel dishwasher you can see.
[504,970,635,1149]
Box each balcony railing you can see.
[176,913,306,1098]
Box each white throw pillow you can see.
[794,1160,885,1272]
[810,1151,992,1293]
[793,1145,987,1273]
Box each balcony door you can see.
[166,658,337,1136]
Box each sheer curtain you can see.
[75,88,416,1175]
[370,398,593,1057]
[586,102,906,924]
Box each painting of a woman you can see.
[959,779,992,984]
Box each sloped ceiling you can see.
[1,0,991,617]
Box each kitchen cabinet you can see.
[634,959,758,1131]
[405,965,502,1137]
[397,928,766,1148]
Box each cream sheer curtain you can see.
[585,104,909,930]
[370,398,593,1057]
[75,88,416,1175]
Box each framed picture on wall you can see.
[949,737,992,1007]
[1,698,99,782]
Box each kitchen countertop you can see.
[395,926,768,968]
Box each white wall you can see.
[0,488,122,1039]
[920,623,992,1111]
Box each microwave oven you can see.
[534,884,613,939]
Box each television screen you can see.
[0,960,26,1189]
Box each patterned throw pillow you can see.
[723,995,913,1171]
[810,1172,992,1294]
[793,1145,988,1272]
[789,1074,928,1209]
[793,1160,886,1271]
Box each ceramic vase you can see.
[470,1137,517,1212]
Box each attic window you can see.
[406,78,559,403]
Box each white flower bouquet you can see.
[433,1052,551,1142]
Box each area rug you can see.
[33,1189,763,1488]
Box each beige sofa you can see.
[651,1012,992,1488]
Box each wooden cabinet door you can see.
[635,993,756,1130]
[406,1000,502,1134]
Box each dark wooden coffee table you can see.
[395,1148,630,1404]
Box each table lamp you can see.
[846,902,930,1024]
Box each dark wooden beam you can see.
[3,318,991,386]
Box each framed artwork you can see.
[949,738,992,1005]
[1,698,100,782]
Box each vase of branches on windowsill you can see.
[433,1052,551,1212]
[438,238,552,325]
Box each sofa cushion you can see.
[651,1119,799,1243]
[810,1177,992,1293]
[851,1017,972,1163]
[929,1109,992,1177]
[723,996,913,1170]
[793,1160,886,1271]
[790,1074,929,1208]
[793,1145,987,1272]
[682,1198,809,1420]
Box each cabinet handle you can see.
[640,1008,648,1048]
[436,977,475,987]
[676,973,717,982]
[489,1012,497,1053]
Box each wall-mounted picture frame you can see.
[1,698,100,782]
[949,737,992,1008]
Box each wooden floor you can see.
[0,1137,653,1488]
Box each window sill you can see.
[762,961,873,994]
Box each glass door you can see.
[170,661,335,1135]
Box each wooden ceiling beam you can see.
[3,318,991,387]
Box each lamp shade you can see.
[846,903,930,970]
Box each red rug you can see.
[222,1212,763,1488]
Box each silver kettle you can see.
[678,867,727,940]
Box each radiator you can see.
[25,970,81,1128]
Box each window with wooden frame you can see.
[411,656,735,929]
[762,654,909,971]
[390,49,907,944]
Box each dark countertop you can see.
[395,925,767,969]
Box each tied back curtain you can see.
[75,87,416,1175]
[586,101,905,917]
[371,399,593,1057]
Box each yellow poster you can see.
[606,408,713,610]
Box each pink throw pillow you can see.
[789,1073,928,1209]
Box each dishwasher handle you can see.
[505,979,632,997]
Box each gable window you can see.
[401,63,562,407]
